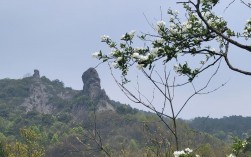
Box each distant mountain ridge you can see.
[189,116,251,140]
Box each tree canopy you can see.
[94,0,251,81]
[93,0,251,154]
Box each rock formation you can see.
[82,68,102,99]
[21,68,114,114]
[33,69,40,78]
[82,68,114,112]
[22,70,52,114]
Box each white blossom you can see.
[174,10,179,15]
[121,34,126,40]
[140,55,149,61]
[192,13,197,17]
[139,54,149,61]
[157,20,166,27]
[185,148,193,154]
[227,154,236,157]
[169,23,180,34]
[128,30,136,38]
[92,51,101,58]
[173,150,185,157]
[100,35,109,42]
[117,57,123,62]
[136,64,144,70]
[202,11,211,19]
[242,140,248,147]
[170,23,176,29]
[243,18,251,39]
[121,30,136,40]
[209,47,215,52]
[182,21,192,31]
[243,29,251,39]
[151,48,159,55]
[112,62,119,68]
[155,38,165,44]
[186,23,192,30]
[110,50,117,56]
[247,18,251,22]
[156,20,166,33]
[132,52,140,58]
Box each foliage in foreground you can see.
[93,0,251,156]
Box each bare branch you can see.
[195,1,251,53]
[240,0,251,8]
[175,59,223,118]
[224,0,237,12]
[223,41,251,75]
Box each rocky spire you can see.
[82,67,114,111]
[33,69,40,78]
[82,67,102,99]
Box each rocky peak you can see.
[82,67,102,99]
[82,68,114,112]
[33,69,40,78]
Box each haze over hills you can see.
[0,67,250,156]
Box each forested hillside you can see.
[189,116,251,141]
[0,68,250,156]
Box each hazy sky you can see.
[0,0,251,119]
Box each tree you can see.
[93,0,250,155]
[5,126,45,157]
[94,0,251,78]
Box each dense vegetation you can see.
[93,0,251,156]
[0,74,250,156]
[189,116,251,141]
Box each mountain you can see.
[0,68,232,156]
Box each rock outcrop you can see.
[82,68,114,112]
[22,68,114,114]
[33,69,40,78]
[22,70,52,114]
[82,68,102,99]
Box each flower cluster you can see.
[243,18,251,39]
[173,150,185,157]
[121,30,136,41]
[93,0,249,83]
[92,51,101,59]
[100,35,110,42]
[96,29,166,73]
[226,153,236,157]
[231,137,249,156]
[156,20,166,34]
[173,148,199,157]
[200,0,219,9]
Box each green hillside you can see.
[189,116,251,141]
[0,69,245,157]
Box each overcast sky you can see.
[0,0,250,119]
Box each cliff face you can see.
[20,68,114,114]
[21,70,78,114]
[22,70,51,114]
[22,80,51,114]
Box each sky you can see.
[0,0,250,119]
